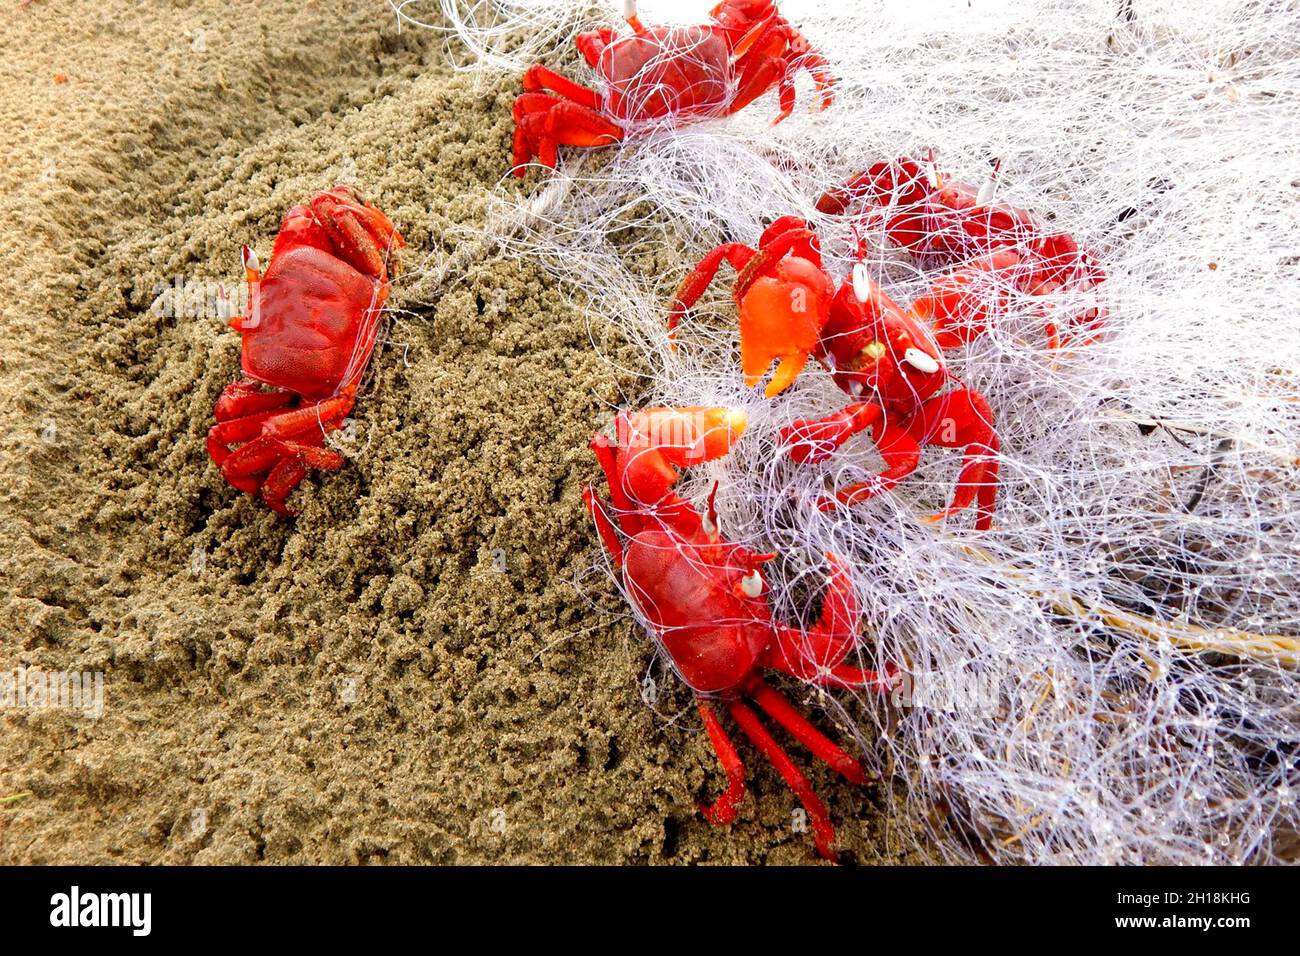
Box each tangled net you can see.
[415,0,1300,863]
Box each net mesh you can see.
[411,0,1300,863]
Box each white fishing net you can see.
[407,0,1300,863]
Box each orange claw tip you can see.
[919,512,945,525]
[623,406,747,461]
[738,266,829,398]
[698,406,748,462]
[666,324,680,351]
[762,353,809,397]
[677,405,746,438]
[722,407,749,436]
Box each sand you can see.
[0,0,912,864]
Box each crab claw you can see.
[613,406,748,507]
[764,553,866,701]
[739,257,834,397]
[802,553,860,660]
[306,186,406,281]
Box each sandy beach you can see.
[0,0,911,864]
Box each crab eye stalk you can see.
[902,347,940,374]
[740,569,764,598]
[975,158,1003,206]
[623,0,646,33]
[924,154,942,190]
[852,262,871,303]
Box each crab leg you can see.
[218,435,289,482]
[590,433,635,517]
[222,435,344,515]
[512,113,540,177]
[317,208,386,280]
[697,699,746,825]
[261,459,309,516]
[727,698,838,860]
[260,394,355,440]
[912,388,999,530]
[816,158,927,217]
[583,484,628,566]
[747,678,865,785]
[207,406,290,467]
[797,50,835,109]
[213,380,294,421]
[729,53,786,120]
[910,249,1021,349]
[773,70,797,124]
[764,553,859,674]
[521,64,602,109]
[511,93,624,175]
[782,402,884,465]
[668,243,757,336]
[822,422,923,509]
[783,402,927,507]
[271,440,345,470]
[574,27,620,67]
[818,662,900,691]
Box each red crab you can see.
[512,0,833,176]
[669,216,1000,529]
[818,154,1106,350]
[207,186,404,514]
[584,404,896,860]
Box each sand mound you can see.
[0,1,905,863]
